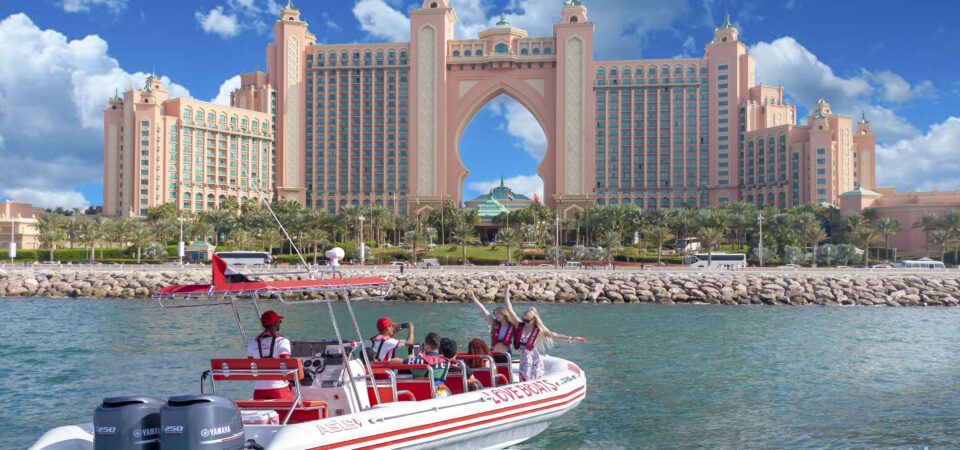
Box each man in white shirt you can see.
[246,310,293,400]
[369,316,414,362]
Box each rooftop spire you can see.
[500,173,504,188]
[721,11,733,28]
[496,13,509,26]
[285,0,295,9]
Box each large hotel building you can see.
[103,0,876,219]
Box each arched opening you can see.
[459,95,546,243]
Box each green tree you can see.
[451,220,479,264]
[696,227,725,267]
[497,227,522,262]
[599,230,622,265]
[800,223,828,268]
[128,224,155,263]
[854,227,879,265]
[913,213,942,257]
[874,217,903,258]
[228,230,257,250]
[929,229,953,263]
[646,226,674,266]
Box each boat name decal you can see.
[317,418,363,434]
[482,380,558,404]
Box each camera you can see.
[398,322,410,330]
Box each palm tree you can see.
[800,223,828,267]
[228,230,258,250]
[697,227,724,267]
[77,220,98,260]
[599,230,622,265]
[128,225,155,263]
[303,228,329,265]
[201,209,238,245]
[451,220,478,264]
[497,227,522,263]
[941,208,960,263]
[929,229,953,263]
[874,218,903,260]
[646,226,674,266]
[38,228,67,261]
[854,227,879,265]
[913,213,942,257]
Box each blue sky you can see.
[0,0,958,208]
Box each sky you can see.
[0,0,958,208]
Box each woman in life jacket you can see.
[514,307,586,381]
[245,310,293,400]
[469,284,521,357]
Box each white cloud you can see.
[211,75,241,106]
[1,187,89,209]
[195,7,240,39]
[876,117,960,191]
[864,70,935,103]
[468,174,544,200]
[61,0,126,14]
[353,0,410,42]
[0,13,190,207]
[488,97,547,161]
[749,36,921,142]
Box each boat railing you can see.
[204,358,328,425]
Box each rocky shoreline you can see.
[1,267,959,306]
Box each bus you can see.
[215,251,273,265]
[682,253,747,269]
[892,258,947,269]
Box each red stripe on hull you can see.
[308,385,586,450]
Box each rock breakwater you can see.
[2,268,959,306]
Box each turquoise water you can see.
[2,298,959,449]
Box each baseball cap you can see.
[260,310,284,326]
[376,317,396,331]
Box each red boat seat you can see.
[366,366,415,405]
[492,352,515,384]
[369,363,442,401]
[455,354,504,388]
[208,358,325,424]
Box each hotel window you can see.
[544,48,552,54]
[532,48,540,55]
[495,43,508,54]
[452,50,460,57]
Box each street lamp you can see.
[358,215,366,266]
[177,217,186,265]
[8,216,16,263]
[757,213,765,268]
[555,216,560,269]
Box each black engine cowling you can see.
[159,394,244,450]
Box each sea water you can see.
[2,298,958,449]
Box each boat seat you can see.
[492,352,516,384]
[444,361,470,395]
[455,354,502,388]
[370,363,441,401]
[366,366,415,405]
[208,358,325,424]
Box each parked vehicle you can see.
[215,251,273,265]
[782,264,801,269]
[891,258,946,269]
[564,261,583,268]
[388,261,407,267]
[682,253,747,269]
[418,258,440,268]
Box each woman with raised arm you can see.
[469,284,521,355]
[514,307,587,381]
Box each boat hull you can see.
[30,356,586,450]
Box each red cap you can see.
[260,311,284,326]
[376,317,395,331]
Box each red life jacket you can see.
[513,321,540,351]
[490,321,516,348]
[255,331,285,359]
[370,334,396,361]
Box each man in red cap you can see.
[246,310,293,400]
[369,316,414,362]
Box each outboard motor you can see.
[160,394,244,450]
[93,395,164,450]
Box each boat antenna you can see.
[228,141,311,271]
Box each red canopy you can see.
[153,254,391,298]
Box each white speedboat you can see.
[31,254,586,450]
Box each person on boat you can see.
[469,285,521,358]
[441,338,482,392]
[370,316,415,362]
[465,338,493,369]
[395,332,451,392]
[246,310,293,400]
[514,307,586,381]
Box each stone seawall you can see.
[2,268,959,306]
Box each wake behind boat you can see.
[30,251,587,450]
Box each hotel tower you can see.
[103,0,876,218]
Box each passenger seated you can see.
[465,338,493,369]
[441,338,482,392]
[391,332,450,392]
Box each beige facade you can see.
[841,187,960,257]
[0,201,43,250]
[103,76,274,216]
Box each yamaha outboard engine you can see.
[160,394,244,450]
[94,396,164,450]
